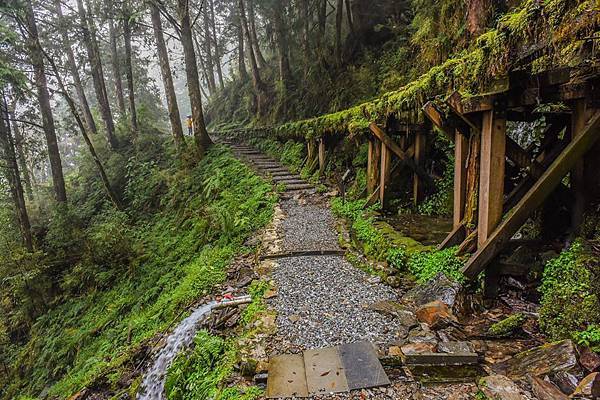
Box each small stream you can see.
[137,302,216,400]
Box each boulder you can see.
[550,370,579,395]
[368,300,418,329]
[579,346,600,372]
[400,342,436,355]
[478,374,528,400]
[438,341,475,354]
[527,375,568,400]
[571,372,599,398]
[492,340,577,380]
[415,300,457,329]
[407,326,438,345]
[403,272,462,308]
[487,313,527,337]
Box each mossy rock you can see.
[487,313,528,337]
[372,220,431,255]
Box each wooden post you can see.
[379,143,391,208]
[571,100,592,229]
[318,138,326,175]
[454,130,469,229]
[367,138,381,196]
[413,130,426,206]
[477,109,506,248]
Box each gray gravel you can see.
[280,199,340,252]
[270,255,402,352]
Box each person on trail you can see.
[186,115,193,136]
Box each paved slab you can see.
[339,341,390,390]
[304,347,349,395]
[266,354,309,398]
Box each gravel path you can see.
[279,198,340,252]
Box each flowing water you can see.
[137,302,216,400]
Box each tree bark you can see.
[150,2,185,155]
[247,0,266,69]
[77,0,118,149]
[239,0,267,114]
[122,6,138,136]
[176,0,212,158]
[335,0,343,65]
[300,0,310,72]
[237,16,248,81]
[209,0,224,90]
[12,122,33,201]
[345,0,354,36]
[108,17,127,117]
[55,0,98,136]
[24,0,67,203]
[0,100,33,251]
[273,0,291,90]
[203,7,217,94]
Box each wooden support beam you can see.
[369,123,435,188]
[438,223,466,250]
[571,99,592,229]
[367,138,381,196]
[454,130,469,229]
[379,143,391,208]
[477,110,506,248]
[422,102,455,141]
[462,111,600,279]
[318,138,326,175]
[413,131,426,206]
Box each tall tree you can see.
[77,0,118,149]
[209,0,224,90]
[149,1,185,155]
[203,7,217,94]
[0,98,33,251]
[11,121,33,201]
[108,17,127,116]
[247,0,266,69]
[272,0,291,91]
[335,0,343,65]
[121,3,138,136]
[55,0,98,137]
[176,0,212,157]
[239,0,266,114]
[237,14,248,81]
[23,0,67,203]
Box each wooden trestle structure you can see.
[316,67,600,287]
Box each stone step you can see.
[262,168,289,174]
[269,170,298,177]
[255,163,283,168]
[271,175,302,182]
[273,179,306,186]
[284,183,313,191]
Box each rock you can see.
[403,272,462,308]
[438,341,475,354]
[492,339,577,380]
[550,370,579,395]
[388,345,403,357]
[385,275,402,288]
[401,342,436,355]
[415,300,457,329]
[407,328,438,345]
[254,372,268,384]
[527,375,568,400]
[579,346,600,372]
[367,275,382,284]
[240,359,258,378]
[571,372,599,397]
[487,313,528,337]
[478,374,528,400]
[255,360,269,374]
[368,300,418,328]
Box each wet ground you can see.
[382,213,452,247]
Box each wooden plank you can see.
[266,354,309,398]
[379,143,391,208]
[462,111,600,279]
[477,110,506,247]
[304,347,349,395]
[318,138,326,175]
[413,131,426,206]
[571,99,590,229]
[339,341,390,390]
[438,223,466,250]
[367,139,381,196]
[369,123,435,188]
[454,130,469,229]
[422,102,454,141]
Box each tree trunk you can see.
[122,7,138,136]
[300,0,310,73]
[24,0,67,203]
[247,0,266,69]
[108,18,127,117]
[43,51,123,209]
[12,122,33,201]
[203,8,217,94]
[273,0,291,90]
[239,0,267,115]
[77,0,118,149]
[0,101,33,251]
[335,0,343,65]
[176,0,212,158]
[150,3,185,155]
[209,0,224,90]
[345,0,354,36]
[55,0,98,136]
[237,17,248,81]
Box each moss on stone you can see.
[487,313,528,337]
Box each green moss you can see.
[487,313,527,337]
[408,247,465,284]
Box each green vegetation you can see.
[573,325,600,353]
[1,145,276,399]
[407,247,465,284]
[247,137,305,173]
[539,240,600,342]
[487,313,528,337]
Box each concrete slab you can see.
[339,341,390,390]
[304,347,349,395]
[266,354,309,398]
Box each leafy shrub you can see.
[408,247,464,283]
[573,325,600,352]
[387,247,409,270]
[539,241,600,341]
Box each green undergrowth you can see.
[539,240,600,343]
[3,146,276,399]
[487,313,527,337]
[331,198,465,283]
[164,280,270,400]
[246,137,305,173]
